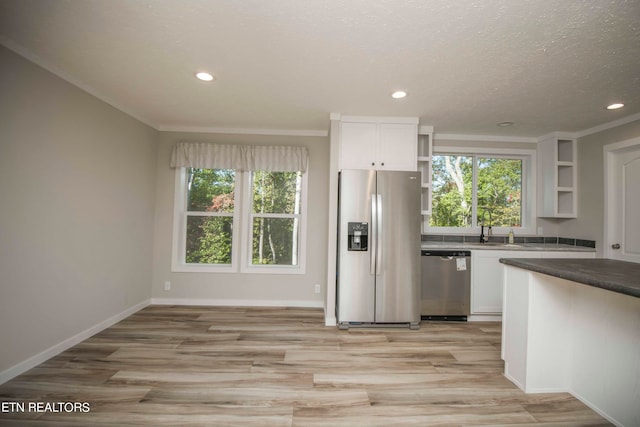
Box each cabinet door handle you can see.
[611,243,621,249]
[371,162,375,166]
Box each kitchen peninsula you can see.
[500,257,640,427]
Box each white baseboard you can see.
[571,389,624,427]
[468,314,502,322]
[150,297,324,309]
[1,298,326,385]
[503,365,526,392]
[0,299,151,385]
[505,366,622,426]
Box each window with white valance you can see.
[170,142,309,274]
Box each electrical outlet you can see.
[164,281,171,291]
[314,284,321,294]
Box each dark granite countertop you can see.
[422,242,595,252]
[499,258,640,298]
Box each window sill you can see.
[171,264,305,275]
[171,264,237,274]
[241,265,305,275]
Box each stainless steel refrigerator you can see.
[336,169,421,329]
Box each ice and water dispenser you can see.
[347,222,368,251]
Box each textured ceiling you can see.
[1,0,639,137]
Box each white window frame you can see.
[240,170,308,274]
[171,167,308,274]
[426,147,536,236]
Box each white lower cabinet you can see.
[470,250,595,315]
[471,251,539,315]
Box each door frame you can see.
[603,136,640,259]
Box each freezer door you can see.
[337,170,376,323]
[375,171,421,323]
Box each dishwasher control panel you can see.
[421,250,471,257]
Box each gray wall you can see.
[562,120,640,255]
[151,132,330,306]
[0,46,158,373]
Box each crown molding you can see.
[419,125,434,134]
[575,112,640,139]
[434,133,538,143]
[436,111,640,144]
[536,131,578,142]
[330,113,419,124]
[157,125,328,137]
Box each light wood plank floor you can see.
[0,306,611,426]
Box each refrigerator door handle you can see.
[376,193,382,276]
[370,194,377,275]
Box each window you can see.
[431,155,474,227]
[477,157,522,227]
[185,168,236,265]
[428,149,535,234]
[172,168,307,273]
[249,171,303,266]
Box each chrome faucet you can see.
[479,208,492,244]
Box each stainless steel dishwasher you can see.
[421,250,471,321]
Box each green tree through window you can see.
[430,155,522,228]
[251,171,302,266]
[181,168,304,268]
[431,155,473,227]
[477,158,522,227]
[185,168,235,264]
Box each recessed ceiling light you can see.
[497,121,515,127]
[391,91,407,99]
[195,71,215,82]
[606,103,624,110]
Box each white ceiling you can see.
[1,0,639,138]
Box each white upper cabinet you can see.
[339,121,379,170]
[537,134,577,218]
[338,116,418,171]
